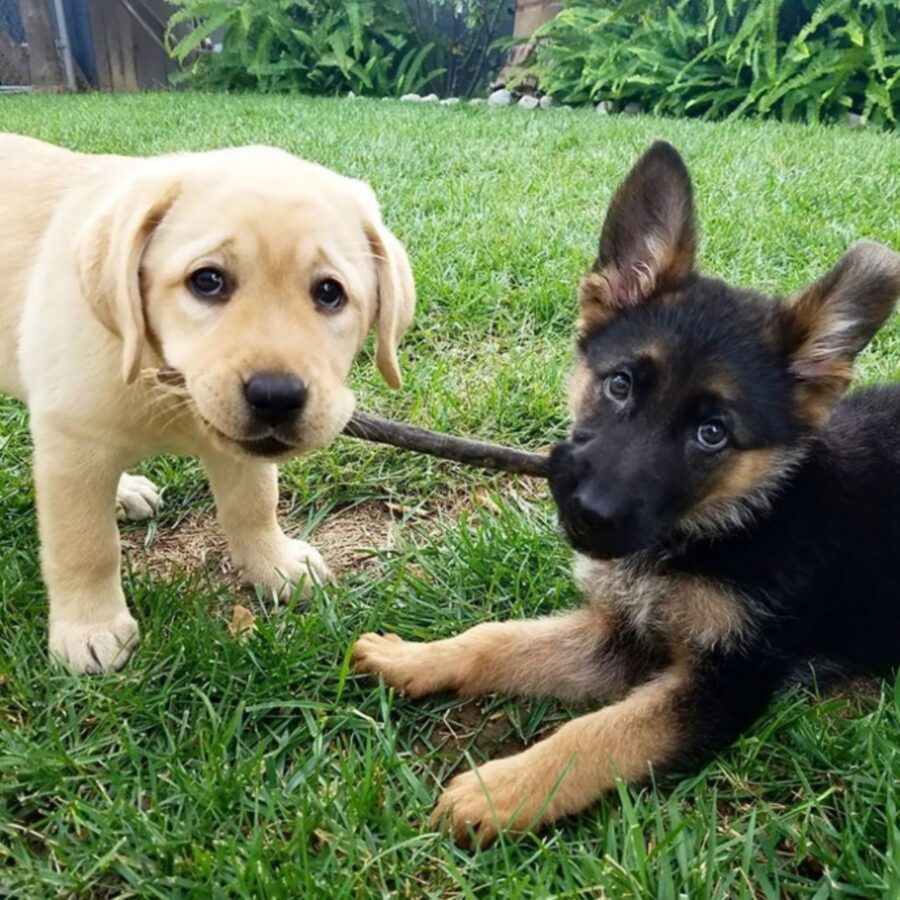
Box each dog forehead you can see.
[581,295,786,413]
[149,176,372,273]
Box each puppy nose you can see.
[572,487,623,531]
[244,372,307,426]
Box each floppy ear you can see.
[580,141,696,331]
[783,240,900,425]
[75,170,180,384]
[365,218,416,389]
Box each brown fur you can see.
[701,448,783,507]
[352,607,625,705]
[429,663,688,845]
[575,554,753,650]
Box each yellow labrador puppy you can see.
[0,134,414,674]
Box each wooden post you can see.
[18,0,63,90]
[495,0,560,90]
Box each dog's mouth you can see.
[208,425,302,459]
[234,433,298,458]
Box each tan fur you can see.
[577,270,618,332]
[702,448,782,507]
[353,606,627,705]
[575,553,751,650]
[786,241,900,426]
[567,358,595,418]
[352,556,744,845]
[0,133,415,673]
[430,663,688,846]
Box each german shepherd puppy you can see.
[352,142,900,846]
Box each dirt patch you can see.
[119,500,403,583]
[118,474,549,585]
[310,501,401,575]
[409,696,573,781]
[412,699,527,763]
[120,512,233,585]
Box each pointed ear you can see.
[364,217,416,390]
[580,141,696,332]
[75,169,181,384]
[784,241,900,425]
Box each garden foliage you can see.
[166,0,508,98]
[528,0,899,125]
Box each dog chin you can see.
[560,520,659,561]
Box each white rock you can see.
[846,112,865,128]
[345,91,357,100]
[539,95,555,109]
[518,95,540,110]
[560,104,573,110]
[440,97,461,106]
[595,100,614,115]
[488,88,513,107]
[469,98,486,106]
[400,93,422,102]
[623,101,643,115]
[421,93,439,102]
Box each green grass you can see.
[1,93,899,898]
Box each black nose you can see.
[571,487,623,532]
[244,372,307,426]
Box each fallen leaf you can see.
[228,604,256,639]
[473,486,501,515]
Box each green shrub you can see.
[165,0,508,97]
[527,0,899,125]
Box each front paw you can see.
[49,611,140,674]
[431,752,555,847]
[116,473,161,521]
[351,632,447,698]
[237,537,332,597]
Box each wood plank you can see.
[18,0,63,89]
[0,31,30,84]
[86,0,112,89]
[116,0,138,90]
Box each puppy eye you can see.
[313,278,346,313]
[604,371,632,404]
[696,418,728,451]
[187,267,231,301]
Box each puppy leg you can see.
[352,608,650,703]
[34,429,139,674]
[202,449,332,596]
[433,654,778,846]
[431,666,686,845]
[116,472,161,521]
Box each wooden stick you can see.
[343,411,550,478]
[153,366,550,477]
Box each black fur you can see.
[550,141,900,772]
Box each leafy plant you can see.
[165,0,509,97]
[527,0,899,126]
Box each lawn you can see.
[1,93,899,898]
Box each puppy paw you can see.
[116,473,161,521]
[49,611,140,675]
[237,537,332,597]
[351,633,449,698]
[431,752,554,847]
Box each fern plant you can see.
[528,0,899,126]
[166,0,507,97]
[166,0,443,95]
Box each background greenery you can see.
[530,0,900,126]
[166,0,510,98]
[1,94,899,896]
